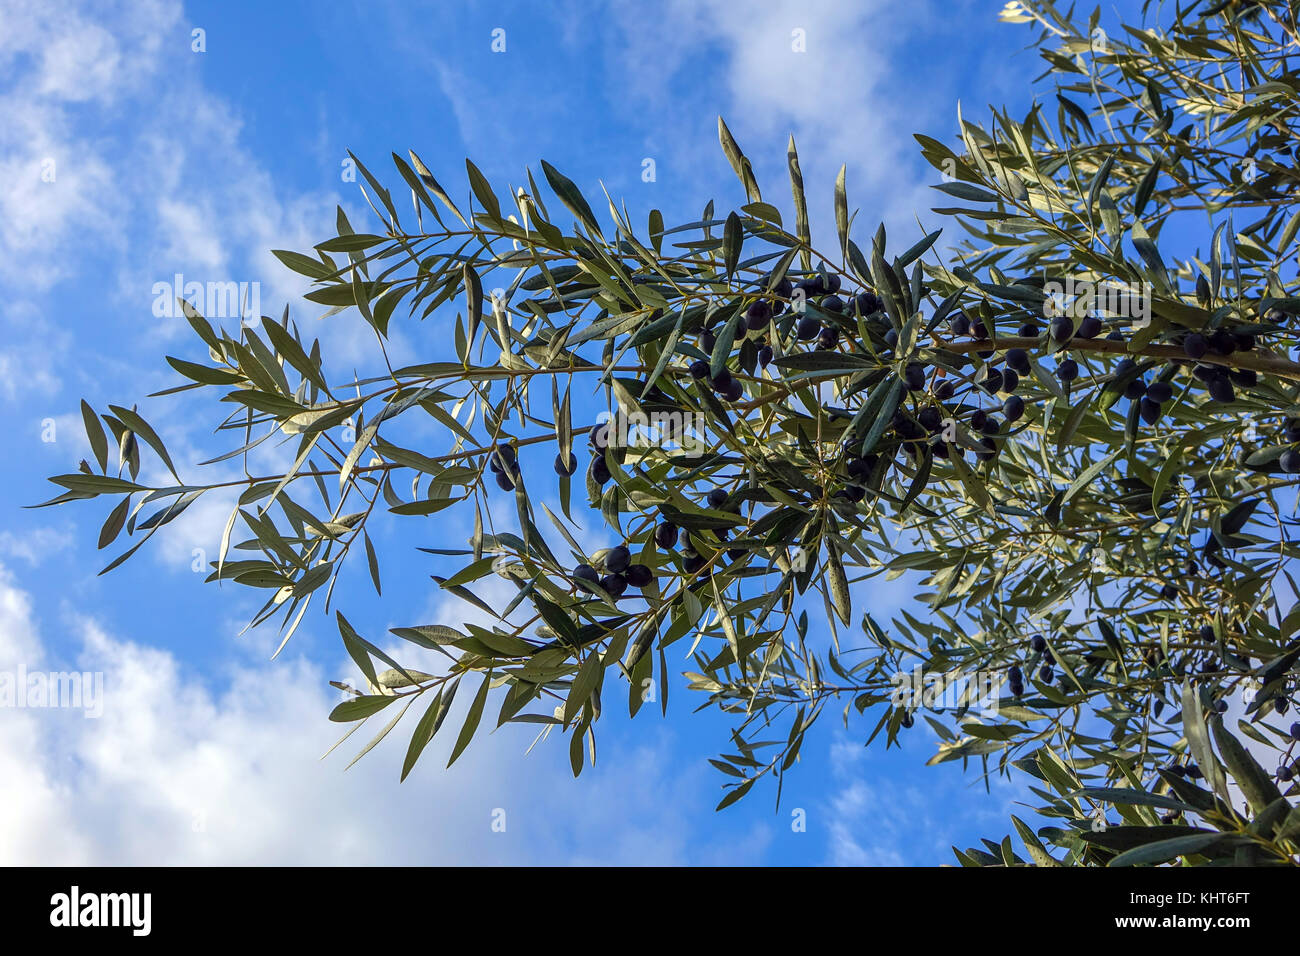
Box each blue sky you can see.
[0,0,1151,865]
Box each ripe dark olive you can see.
[896,416,923,440]
[1281,765,1296,782]
[843,484,865,502]
[1208,329,1236,355]
[976,436,997,460]
[1057,359,1079,383]
[1146,381,1173,403]
[825,273,841,294]
[1009,665,1023,682]
[590,456,612,484]
[1228,368,1256,388]
[979,370,1003,394]
[1289,721,1300,741]
[701,331,716,352]
[707,488,728,509]
[745,301,771,329]
[758,345,773,368]
[856,291,882,314]
[980,416,1001,436]
[883,329,899,349]
[1030,634,1046,653]
[1124,377,1147,400]
[574,563,599,584]
[817,327,840,349]
[655,522,678,549]
[494,470,516,491]
[934,380,956,400]
[1003,395,1025,422]
[821,295,844,313]
[1077,315,1103,339]
[918,407,942,431]
[847,457,870,480]
[1233,331,1256,351]
[488,453,505,474]
[904,363,927,391]
[1207,375,1235,403]
[1161,583,1178,599]
[1276,698,1289,715]
[970,321,989,341]
[970,409,988,430]
[1140,397,1162,425]
[683,553,706,575]
[1006,348,1031,374]
[930,438,950,458]
[600,572,628,598]
[1001,369,1020,393]
[1050,316,1074,342]
[1191,364,1217,383]
[605,546,631,573]
[1039,665,1053,682]
[722,379,743,402]
[711,369,733,393]
[774,276,794,299]
[1281,451,1300,473]
[689,359,710,379]
[796,316,820,341]
[1105,330,1124,342]
[1018,322,1039,337]
[554,452,577,476]
[950,313,971,336]
[625,564,653,588]
[495,442,516,467]
[1183,333,1208,359]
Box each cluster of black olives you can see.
[564,484,754,599]
[1007,633,1055,697]
[571,544,654,599]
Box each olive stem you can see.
[931,335,1300,383]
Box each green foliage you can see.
[41,0,1300,864]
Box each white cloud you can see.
[0,0,416,410]
[823,728,1021,865]
[593,0,952,240]
[0,526,73,566]
[0,561,750,864]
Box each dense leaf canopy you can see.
[43,0,1300,864]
